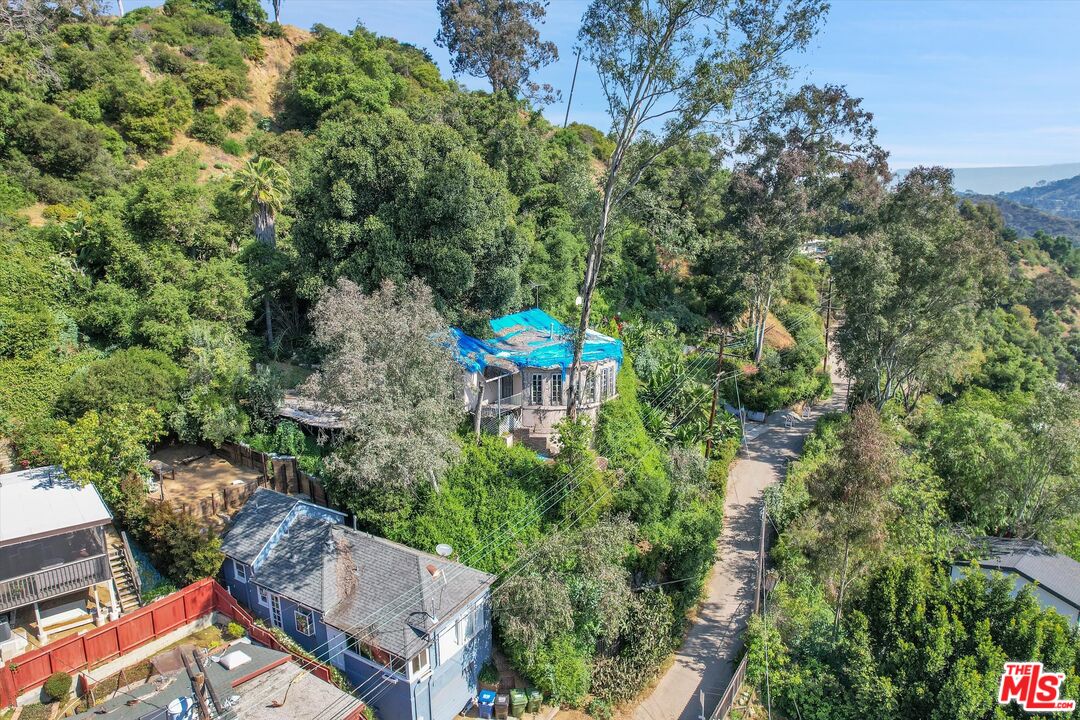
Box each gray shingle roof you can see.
[220,488,298,564]
[322,525,494,659]
[221,489,495,659]
[251,514,334,611]
[967,536,1080,608]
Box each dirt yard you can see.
[149,443,263,510]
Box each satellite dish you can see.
[435,543,453,558]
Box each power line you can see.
[231,349,724,719]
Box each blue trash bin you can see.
[478,689,497,719]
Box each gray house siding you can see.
[421,621,491,720]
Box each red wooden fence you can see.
[209,582,336,687]
[1,579,348,710]
[0,579,214,706]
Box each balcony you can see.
[0,555,112,613]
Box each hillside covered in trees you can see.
[1004,173,1080,221]
[1,0,1078,718]
[965,192,1080,242]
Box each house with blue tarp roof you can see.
[449,309,623,452]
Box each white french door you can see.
[270,595,282,628]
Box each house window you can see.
[270,595,282,629]
[585,369,597,403]
[600,366,615,399]
[456,605,480,645]
[411,647,430,677]
[453,604,479,643]
[550,374,563,405]
[294,607,314,636]
[232,560,248,583]
[256,586,271,608]
[530,374,543,405]
[345,634,406,674]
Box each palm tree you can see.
[232,157,289,345]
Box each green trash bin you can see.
[526,688,542,713]
[509,688,527,717]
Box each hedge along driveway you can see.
[633,358,848,720]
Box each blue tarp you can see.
[450,308,623,374]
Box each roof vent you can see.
[426,563,442,580]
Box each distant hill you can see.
[1001,174,1080,220]
[896,162,1080,194]
[965,194,1080,241]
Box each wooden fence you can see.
[0,579,215,706]
[708,506,770,720]
[0,579,353,711]
[173,442,338,522]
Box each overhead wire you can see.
[229,345,726,719]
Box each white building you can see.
[450,308,623,453]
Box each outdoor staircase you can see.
[105,529,141,614]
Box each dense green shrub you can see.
[596,359,671,524]
[10,102,106,178]
[57,348,184,420]
[189,109,227,145]
[42,672,72,702]
[110,77,194,153]
[386,437,553,573]
[183,63,232,107]
[220,138,244,156]
[590,590,675,703]
[225,621,246,639]
[525,634,591,706]
[222,105,247,131]
[139,500,224,585]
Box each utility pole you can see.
[822,275,833,373]
[704,328,727,459]
[562,50,581,128]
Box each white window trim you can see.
[530,374,543,405]
[410,647,431,678]
[294,606,315,637]
[462,607,480,644]
[232,559,248,583]
[270,595,282,629]
[256,586,271,608]
[550,373,562,405]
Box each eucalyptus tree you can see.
[566,0,829,413]
[832,167,1004,410]
[231,156,289,345]
[725,84,887,361]
[435,0,559,103]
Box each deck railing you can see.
[0,555,111,612]
[120,531,143,603]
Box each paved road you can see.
[633,362,848,720]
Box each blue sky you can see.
[125,0,1080,169]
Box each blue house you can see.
[221,489,495,720]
